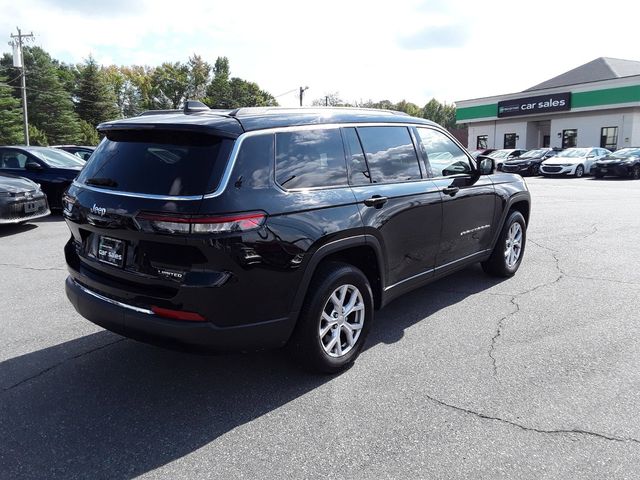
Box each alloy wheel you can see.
[504,222,523,268]
[319,284,365,358]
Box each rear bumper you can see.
[65,276,296,352]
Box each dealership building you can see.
[456,57,640,151]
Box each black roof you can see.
[97,107,437,137]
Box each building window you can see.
[600,127,618,150]
[504,133,516,149]
[476,135,488,149]
[562,129,577,149]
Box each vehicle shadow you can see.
[0,265,504,479]
[0,223,38,238]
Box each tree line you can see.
[0,46,458,146]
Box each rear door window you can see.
[76,130,234,196]
[275,129,347,189]
[356,126,421,183]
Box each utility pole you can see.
[299,86,308,107]
[10,27,34,145]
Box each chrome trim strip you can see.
[74,280,154,315]
[384,268,435,291]
[71,181,204,201]
[73,121,441,201]
[384,249,492,292]
[434,249,491,271]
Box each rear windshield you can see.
[76,130,233,196]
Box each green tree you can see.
[151,62,190,109]
[77,119,100,145]
[311,92,348,106]
[187,54,210,101]
[422,98,456,129]
[28,124,48,146]
[5,47,82,144]
[0,74,24,144]
[228,78,278,107]
[394,100,421,117]
[104,65,141,118]
[76,56,120,126]
[205,57,232,108]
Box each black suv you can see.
[63,104,531,372]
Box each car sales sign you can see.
[497,92,571,118]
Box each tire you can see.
[482,210,527,278]
[575,165,584,178]
[287,261,374,373]
[531,164,540,176]
[631,165,640,180]
[594,171,604,179]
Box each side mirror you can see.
[25,161,43,171]
[477,155,495,175]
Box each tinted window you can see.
[357,126,421,183]
[275,129,347,189]
[417,127,472,177]
[343,127,370,185]
[29,148,85,168]
[235,134,274,189]
[76,130,233,196]
[0,150,28,169]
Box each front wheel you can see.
[288,262,374,373]
[575,165,584,177]
[631,165,640,180]
[482,210,527,277]
[531,163,540,176]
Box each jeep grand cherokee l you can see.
[63,103,531,373]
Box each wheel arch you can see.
[290,235,386,316]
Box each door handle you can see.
[363,195,388,208]
[442,186,460,196]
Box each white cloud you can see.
[2,0,640,107]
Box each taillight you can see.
[135,212,266,234]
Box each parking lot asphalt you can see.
[1,176,639,479]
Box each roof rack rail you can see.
[138,109,180,117]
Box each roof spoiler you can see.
[137,100,212,117]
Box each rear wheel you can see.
[482,210,526,277]
[574,165,584,178]
[631,165,640,180]
[288,262,373,373]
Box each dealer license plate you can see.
[97,236,126,267]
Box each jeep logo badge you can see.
[91,204,106,216]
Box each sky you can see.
[2,0,640,107]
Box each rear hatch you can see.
[63,126,241,316]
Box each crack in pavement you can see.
[424,392,640,445]
[2,338,126,394]
[488,296,519,377]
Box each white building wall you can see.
[468,108,640,151]
[549,110,630,149]
[467,121,529,150]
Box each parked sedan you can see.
[0,146,84,209]
[540,147,610,177]
[487,149,527,171]
[593,147,640,179]
[53,145,96,161]
[502,148,558,176]
[0,173,50,224]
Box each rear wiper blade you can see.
[85,177,118,187]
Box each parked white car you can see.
[540,147,611,177]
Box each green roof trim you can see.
[572,84,640,108]
[456,103,497,121]
[456,83,640,122]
